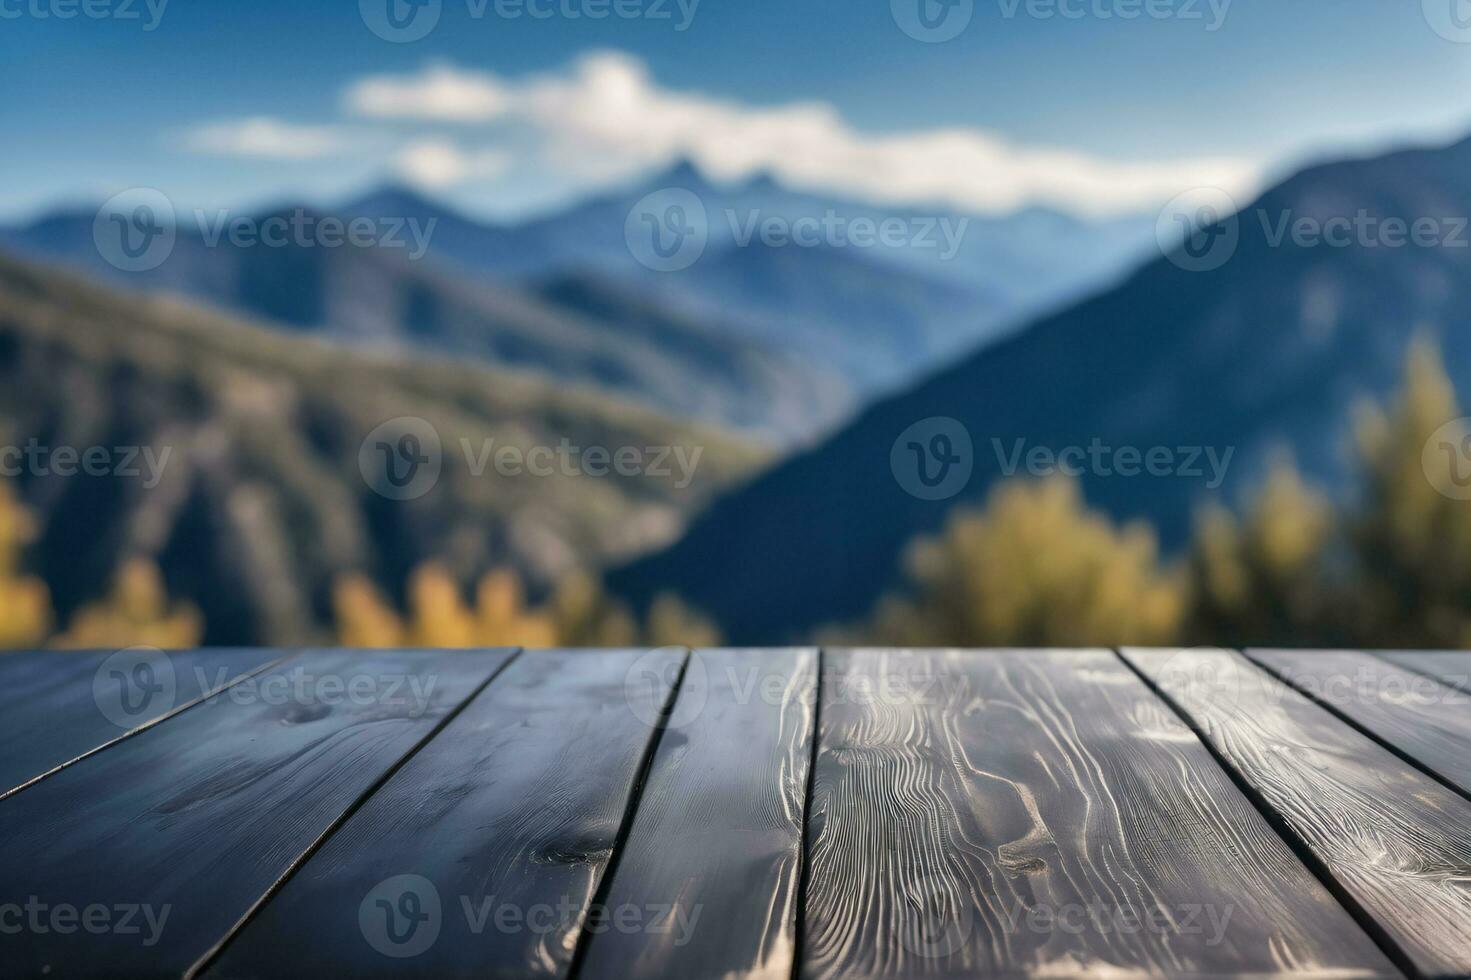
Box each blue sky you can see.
[5,0,1471,221]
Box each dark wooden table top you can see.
[2,647,1469,978]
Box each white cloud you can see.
[182,117,363,160]
[346,62,510,123]
[394,139,511,188]
[341,53,1261,216]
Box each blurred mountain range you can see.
[25,134,1471,648]
[345,162,1154,391]
[611,134,1471,641]
[0,250,762,644]
[1,162,1153,444]
[2,202,843,445]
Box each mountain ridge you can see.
[608,131,1471,642]
[3,162,1154,437]
[1,195,846,444]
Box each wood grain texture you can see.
[1250,649,1471,797]
[1378,651,1471,696]
[801,649,1395,980]
[576,648,817,980]
[1126,646,1471,978]
[0,648,510,979]
[0,648,284,796]
[203,647,686,980]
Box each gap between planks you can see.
[0,651,298,804]
[789,647,825,980]
[185,647,527,979]
[1112,648,1426,980]
[565,648,695,978]
[1245,651,1471,809]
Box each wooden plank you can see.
[0,647,513,978]
[202,647,686,980]
[1125,647,1471,978]
[1378,651,1471,696]
[801,649,1395,980]
[1250,649,1471,797]
[0,648,284,797]
[576,648,817,980]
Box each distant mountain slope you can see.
[343,163,1151,308]
[0,250,764,644]
[631,240,1003,390]
[533,272,852,437]
[5,167,1151,441]
[0,206,846,444]
[341,163,1152,388]
[610,133,1471,642]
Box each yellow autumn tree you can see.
[401,563,479,648]
[644,592,722,649]
[1185,457,1338,646]
[331,563,716,648]
[545,569,640,646]
[475,569,558,648]
[51,558,202,649]
[0,482,52,648]
[859,477,1184,647]
[1350,338,1471,646]
[332,572,406,648]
